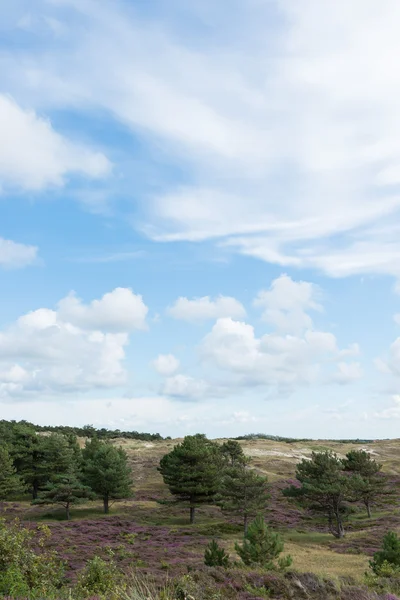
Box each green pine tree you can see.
[158,434,222,524]
[220,440,245,467]
[0,446,25,500]
[235,515,292,570]
[82,443,133,513]
[204,539,230,568]
[217,461,269,534]
[343,450,386,518]
[33,469,95,520]
[284,451,354,538]
[370,531,400,574]
[8,424,44,499]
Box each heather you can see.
[1,424,400,599]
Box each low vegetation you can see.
[0,419,399,599]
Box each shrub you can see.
[75,553,123,597]
[0,518,64,596]
[204,540,230,568]
[235,515,292,570]
[370,532,400,575]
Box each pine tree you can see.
[82,443,132,513]
[235,515,292,570]
[8,424,44,499]
[204,539,230,568]
[220,440,245,467]
[284,451,353,538]
[370,531,400,574]
[217,461,268,534]
[33,469,95,520]
[158,434,222,524]
[343,450,386,518]
[0,446,25,500]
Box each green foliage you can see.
[0,445,25,499]
[33,469,95,519]
[217,461,268,534]
[234,515,292,570]
[370,532,400,575]
[284,451,356,538]
[158,434,222,523]
[8,423,44,499]
[75,553,123,597]
[204,539,230,568]
[220,440,245,467]
[0,518,64,596]
[344,450,386,517]
[82,441,133,513]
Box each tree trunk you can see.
[104,494,109,514]
[333,509,345,538]
[32,480,39,500]
[66,503,70,521]
[365,500,371,518]
[190,505,195,524]
[244,515,248,536]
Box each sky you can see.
[1,0,400,439]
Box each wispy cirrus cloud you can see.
[3,0,400,281]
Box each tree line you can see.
[0,419,163,442]
[0,423,132,519]
[158,434,389,538]
[0,425,389,538]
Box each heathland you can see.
[1,423,400,599]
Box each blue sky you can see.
[1,0,400,438]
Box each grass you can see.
[284,540,369,579]
[7,435,400,588]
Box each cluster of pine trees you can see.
[0,423,389,539]
[158,434,389,539]
[0,423,132,519]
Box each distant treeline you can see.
[0,420,164,441]
[234,433,376,444]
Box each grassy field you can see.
[6,436,400,585]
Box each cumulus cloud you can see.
[332,362,364,385]
[375,395,400,420]
[57,288,148,332]
[254,274,322,334]
[167,295,246,322]
[0,237,38,269]
[0,287,148,399]
[162,374,209,400]
[152,354,180,376]
[377,337,400,378]
[198,275,360,391]
[0,95,110,191]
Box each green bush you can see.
[0,518,64,597]
[75,552,123,597]
[370,532,400,575]
[235,515,292,570]
[204,540,230,568]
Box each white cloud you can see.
[0,287,148,399]
[57,288,148,332]
[6,2,400,277]
[0,237,38,269]
[394,314,400,326]
[152,354,180,376]
[332,362,363,385]
[254,274,322,334]
[0,94,110,191]
[378,337,400,379]
[162,374,209,400]
[375,395,400,420]
[199,274,359,391]
[167,295,246,322]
